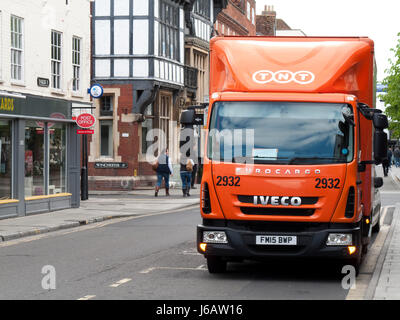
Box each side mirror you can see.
[373,113,388,130]
[374,130,388,163]
[374,177,383,188]
[180,109,195,125]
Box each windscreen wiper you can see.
[288,157,342,165]
[232,156,290,163]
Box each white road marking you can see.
[139,265,207,274]
[109,278,132,288]
[77,295,96,300]
[181,249,201,256]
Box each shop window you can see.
[49,123,67,194]
[0,120,12,200]
[25,121,45,196]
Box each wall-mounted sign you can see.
[94,162,128,169]
[77,130,94,134]
[193,114,204,125]
[37,77,50,87]
[88,84,104,99]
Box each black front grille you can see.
[238,195,318,205]
[240,207,315,216]
[345,187,355,218]
[247,245,304,254]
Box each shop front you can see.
[0,92,82,218]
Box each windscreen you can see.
[207,102,354,164]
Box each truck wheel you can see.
[206,256,227,274]
[372,214,381,233]
[349,246,363,276]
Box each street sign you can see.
[94,162,128,169]
[76,113,96,128]
[88,84,104,99]
[77,130,94,134]
[37,77,50,87]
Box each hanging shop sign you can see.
[88,84,104,99]
[76,113,96,128]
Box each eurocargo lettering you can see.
[197,36,388,274]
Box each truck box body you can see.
[198,37,379,269]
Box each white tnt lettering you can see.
[253,70,315,85]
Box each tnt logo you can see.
[252,70,315,85]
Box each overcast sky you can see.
[255,0,400,82]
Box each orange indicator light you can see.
[348,246,357,255]
[199,243,207,252]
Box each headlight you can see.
[203,231,228,244]
[326,233,353,246]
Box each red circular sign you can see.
[76,113,96,128]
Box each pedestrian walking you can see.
[394,147,400,168]
[180,156,194,197]
[382,156,390,177]
[388,147,393,168]
[191,162,198,189]
[153,148,173,197]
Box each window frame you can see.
[193,0,210,19]
[72,36,81,92]
[51,30,63,90]
[158,0,180,61]
[98,95,115,158]
[10,15,24,83]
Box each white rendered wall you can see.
[0,0,91,103]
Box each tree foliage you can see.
[380,32,400,139]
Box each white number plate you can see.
[256,235,297,246]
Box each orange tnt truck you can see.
[197,37,388,273]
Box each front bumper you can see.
[197,219,362,260]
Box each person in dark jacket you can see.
[180,156,194,197]
[394,147,400,168]
[155,148,173,197]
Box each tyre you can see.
[349,245,363,276]
[372,214,381,233]
[206,256,227,274]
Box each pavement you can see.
[0,186,200,242]
[370,165,400,300]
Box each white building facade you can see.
[0,0,92,217]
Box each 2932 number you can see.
[315,178,340,189]
[216,176,240,187]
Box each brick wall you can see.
[87,83,155,190]
[216,0,256,36]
